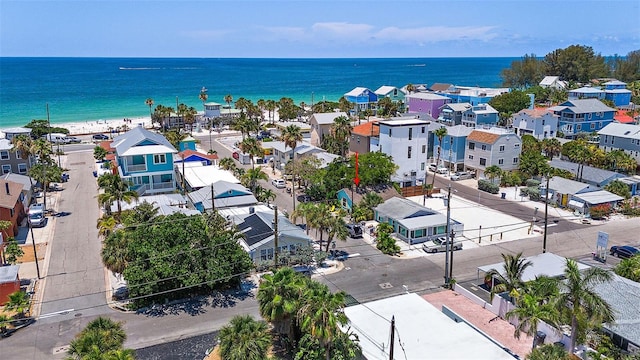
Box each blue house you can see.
[549,99,616,139]
[440,86,509,106]
[603,80,632,107]
[437,103,472,126]
[111,126,177,195]
[433,125,474,172]
[175,149,218,166]
[336,185,400,213]
[461,103,499,128]
[179,136,197,152]
[344,87,378,116]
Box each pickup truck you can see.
[422,237,463,253]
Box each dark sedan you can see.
[610,245,640,259]
[92,134,109,140]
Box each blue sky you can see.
[1,0,638,58]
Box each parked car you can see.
[28,204,46,227]
[451,171,474,181]
[610,245,640,259]
[345,223,363,238]
[297,194,311,203]
[66,136,81,143]
[92,134,109,140]
[328,249,349,261]
[271,178,286,188]
[429,163,448,174]
[422,237,463,253]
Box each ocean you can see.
[0,57,515,128]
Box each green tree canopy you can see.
[488,90,531,125]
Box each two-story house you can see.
[0,179,25,238]
[568,86,605,101]
[464,128,522,179]
[461,103,499,128]
[550,99,616,139]
[0,139,32,175]
[437,103,472,126]
[1,127,32,141]
[603,80,632,107]
[405,93,451,119]
[309,112,349,147]
[270,141,325,171]
[598,123,640,164]
[349,121,379,155]
[512,108,559,140]
[373,117,430,187]
[344,87,378,116]
[433,125,474,173]
[539,76,567,90]
[374,86,406,107]
[203,102,222,119]
[111,126,178,195]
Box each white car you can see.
[429,163,448,174]
[271,179,286,188]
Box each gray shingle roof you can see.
[375,197,437,219]
[547,176,594,195]
[111,126,176,156]
[594,274,640,346]
[549,159,624,186]
[311,112,348,125]
[550,99,615,114]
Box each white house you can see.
[539,76,567,90]
[512,108,559,139]
[373,117,431,187]
[464,128,522,178]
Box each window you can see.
[1,165,10,174]
[479,158,487,166]
[498,159,504,165]
[468,142,475,150]
[420,162,425,171]
[513,157,519,164]
[18,163,27,174]
[408,128,413,140]
[590,123,595,130]
[481,145,487,151]
[15,151,21,159]
[499,145,505,152]
[421,126,425,133]
[407,146,412,159]
[389,128,392,137]
[468,155,474,160]
[357,136,360,143]
[0,151,8,160]
[421,145,426,153]
[153,154,166,164]
[514,143,520,148]
[576,124,582,131]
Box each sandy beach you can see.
[58,116,153,136]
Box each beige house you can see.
[309,112,348,147]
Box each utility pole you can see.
[543,175,550,253]
[444,184,451,285]
[389,315,395,360]
[273,205,279,268]
[29,219,41,279]
[210,182,215,212]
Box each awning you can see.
[568,200,584,209]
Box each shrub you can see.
[590,204,611,219]
[527,187,541,201]
[478,179,499,194]
[526,179,540,188]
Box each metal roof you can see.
[570,86,605,94]
[478,252,589,283]
[573,190,623,205]
[375,197,437,220]
[595,274,640,347]
[549,159,624,186]
[177,165,240,189]
[344,87,373,97]
[547,176,594,195]
[112,126,177,156]
[374,86,404,96]
[597,122,640,138]
[442,102,472,112]
[0,265,19,283]
[398,213,448,230]
[310,112,348,125]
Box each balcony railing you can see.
[126,164,147,173]
[153,182,174,190]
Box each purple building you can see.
[406,93,451,119]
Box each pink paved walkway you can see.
[423,290,533,359]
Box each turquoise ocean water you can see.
[0,57,515,128]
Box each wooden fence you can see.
[399,186,441,197]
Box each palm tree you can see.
[0,314,9,335]
[239,137,262,169]
[289,202,316,236]
[298,282,348,360]
[218,315,271,360]
[541,138,562,160]
[257,267,305,337]
[265,99,277,124]
[96,215,117,237]
[6,291,30,318]
[324,213,348,252]
[219,157,237,172]
[67,317,127,360]
[224,94,234,115]
[11,135,35,186]
[405,83,416,94]
[430,127,448,190]
[332,116,353,158]
[101,231,130,276]
[526,344,570,360]
[145,98,154,119]
[487,252,532,302]
[105,349,136,360]
[97,173,139,217]
[484,165,503,184]
[506,292,559,348]
[28,161,62,211]
[280,125,303,210]
[605,179,631,199]
[555,259,614,352]
[242,168,268,192]
[256,187,276,206]
[198,90,208,113]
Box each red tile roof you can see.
[521,107,552,117]
[614,110,635,124]
[179,149,219,160]
[352,121,379,137]
[99,140,114,152]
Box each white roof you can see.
[2,173,35,191]
[478,252,590,282]
[573,190,624,205]
[597,123,640,139]
[405,92,450,101]
[110,194,189,212]
[539,76,560,86]
[120,144,177,156]
[344,87,373,97]
[374,85,404,96]
[470,103,498,114]
[604,80,627,86]
[379,118,429,126]
[176,165,240,189]
[442,102,472,112]
[570,86,605,94]
[344,293,515,360]
[0,138,12,150]
[310,112,348,125]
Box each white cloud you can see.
[311,22,374,36]
[374,26,498,42]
